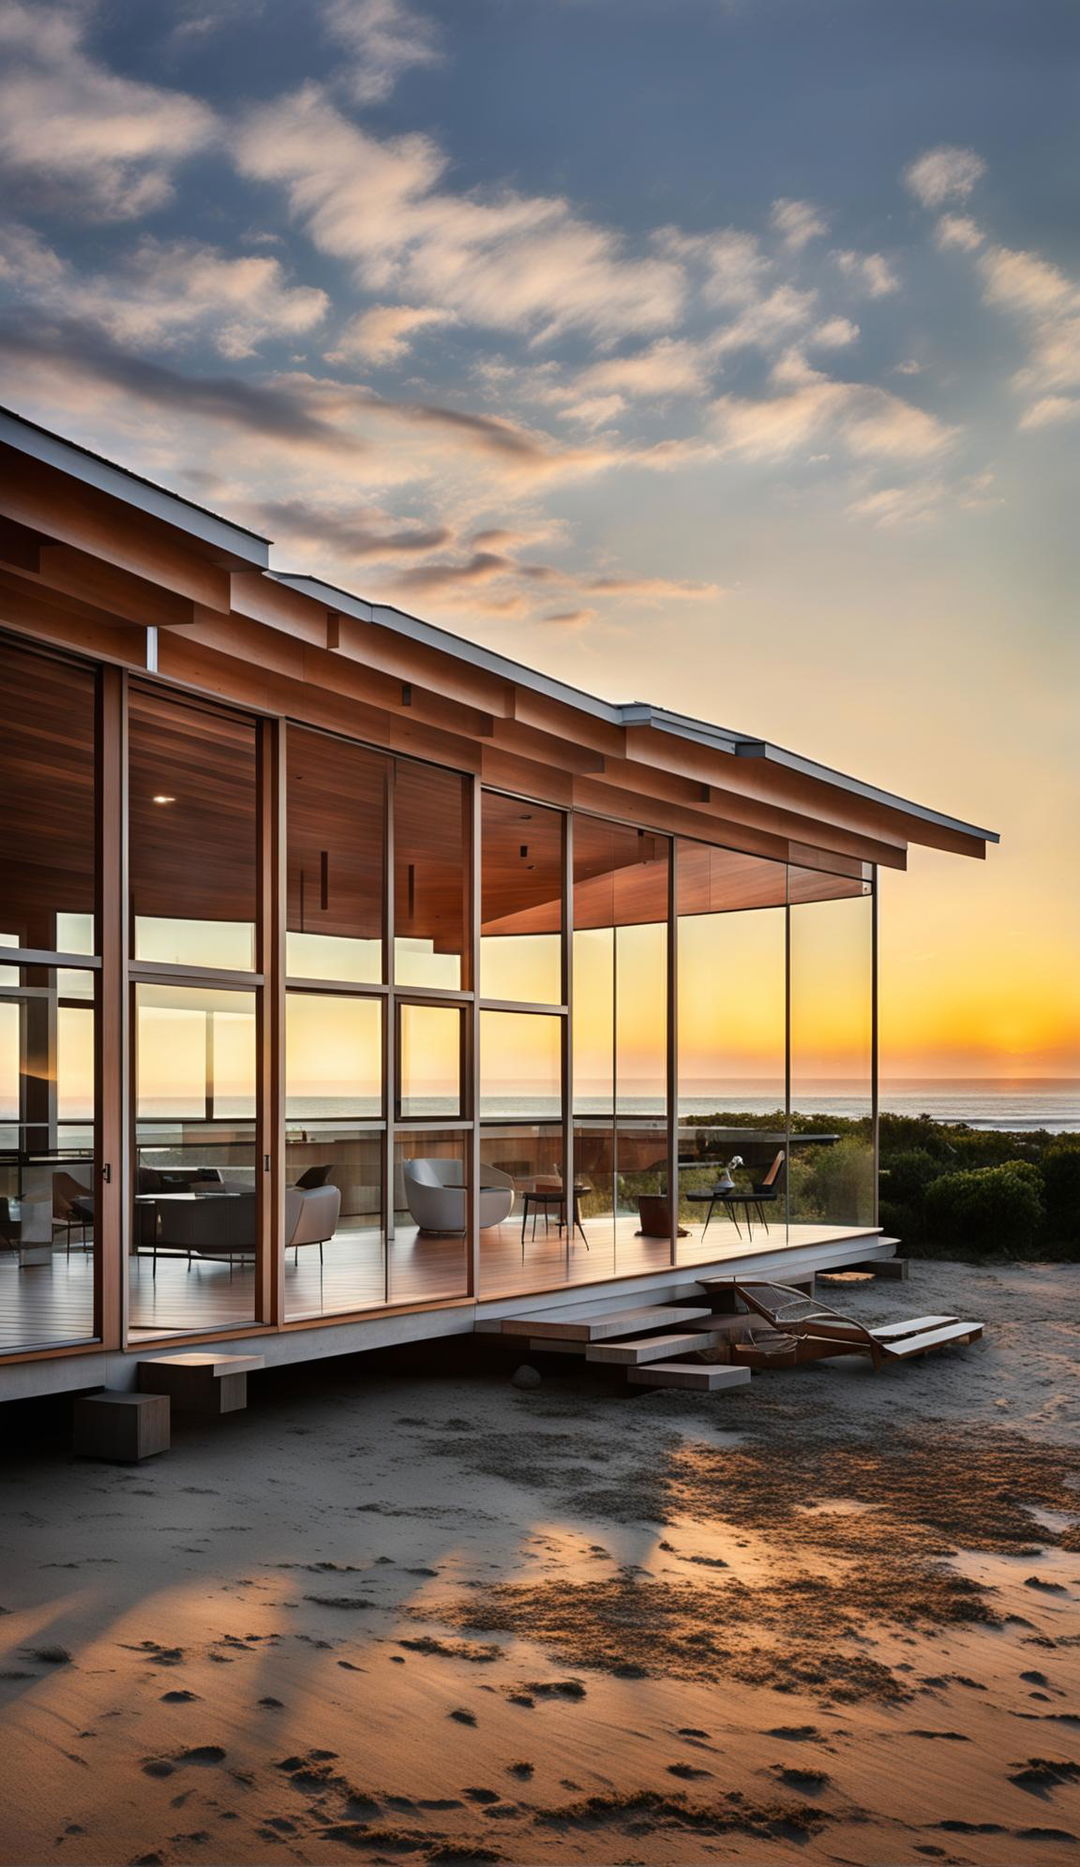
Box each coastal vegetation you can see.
[681,1112,1080,1260]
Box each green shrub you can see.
[1040,1142,1080,1252]
[789,1135,875,1227]
[923,1161,1046,1257]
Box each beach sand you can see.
[1,1259,1078,1866]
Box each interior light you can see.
[152,794,176,805]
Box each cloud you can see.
[976,242,1080,417]
[328,302,455,364]
[658,227,768,306]
[541,608,595,627]
[0,2,216,219]
[0,228,328,358]
[570,338,708,401]
[809,316,859,349]
[711,350,955,463]
[769,198,828,251]
[585,573,721,600]
[235,85,685,342]
[935,213,983,253]
[832,250,899,297]
[848,470,1000,529]
[322,0,441,104]
[1018,395,1080,430]
[258,496,451,558]
[904,144,985,209]
[0,311,348,444]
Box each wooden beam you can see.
[35,543,197,630]
[1,452,235,609]
[0,515,45,574]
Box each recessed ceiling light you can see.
[152,794,176,805]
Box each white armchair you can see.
[402,1159,514,1234]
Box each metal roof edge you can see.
[0,406,271,568]
[272,572,625,724]
[734,739,999,844]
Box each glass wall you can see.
[391,1129,468,1304]
[0,961,97,1351]
[287,728,385,984]
[131,983,257,1335]
[572,816,670,1277]
[285,992,384,1320]
[129,689,258,971]
[676,840,788,1251]
[0,636,99,1353]
[789,877,875,1229]
[0,633,880,1361]
[128,686,262,1338]
[394,762,469,990]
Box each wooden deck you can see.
[0,1212,882,1353]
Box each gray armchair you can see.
[402,1159,513,1234]
[285,1183,341,1263]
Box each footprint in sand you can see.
[667,1762,711,1780]
[161,1690,200,1703]
[766,1725,822,1741]
[1009,1759,1080,1796]
[449,1709,477,1725]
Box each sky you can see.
[0,0,1077,1081]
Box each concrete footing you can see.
[74,1391,170,1462]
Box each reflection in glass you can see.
[675,839,788,1250]
[480,1010,561,1118]
[131,983,257,1336]
[0,640,96,954]
[478,1122,576,1294]
[399,1003,463,1118]
[0,964,97,1351]
[287,727,386,983]
[284,992,385,1320]
[789,884,874,1228]
[390,1130,468,1303]
[394,762,469,989]
[129,689,257,970]
[480,793,563,1003]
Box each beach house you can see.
[0,407,997,1400]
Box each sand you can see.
[0,1258,1078,1866]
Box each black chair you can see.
[719,1150,786,1240]
[295,1164,332,1189]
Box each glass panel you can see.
[286,727,386,983]
[676,840,788,1257]
[284,992,385,1320]
[479,1010,561,1118]
[479,1122,580,1297]
[129,689,258,971]
[480,793,563,1004]
[399,1003,463,1118]
[573,815,669,1274]
[131,983,257,1336]
[0,963,97,1351]
[390,1130,468,1303]
[394,761,469,989]
[789,882,874,1230]
[0,641,96,954]
[572,1116,616,1281]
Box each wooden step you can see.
[628,1361,752,1393]
[498,1303,713,1343]
[588,1330,725,1366]
[871,1314,957,1341]
[881,1321,982,1359]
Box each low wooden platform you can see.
[628,1362,751,1392]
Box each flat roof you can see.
[0,405,997,846]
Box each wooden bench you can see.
[137,1352,265,1416]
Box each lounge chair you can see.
[730,1279,983,1372]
